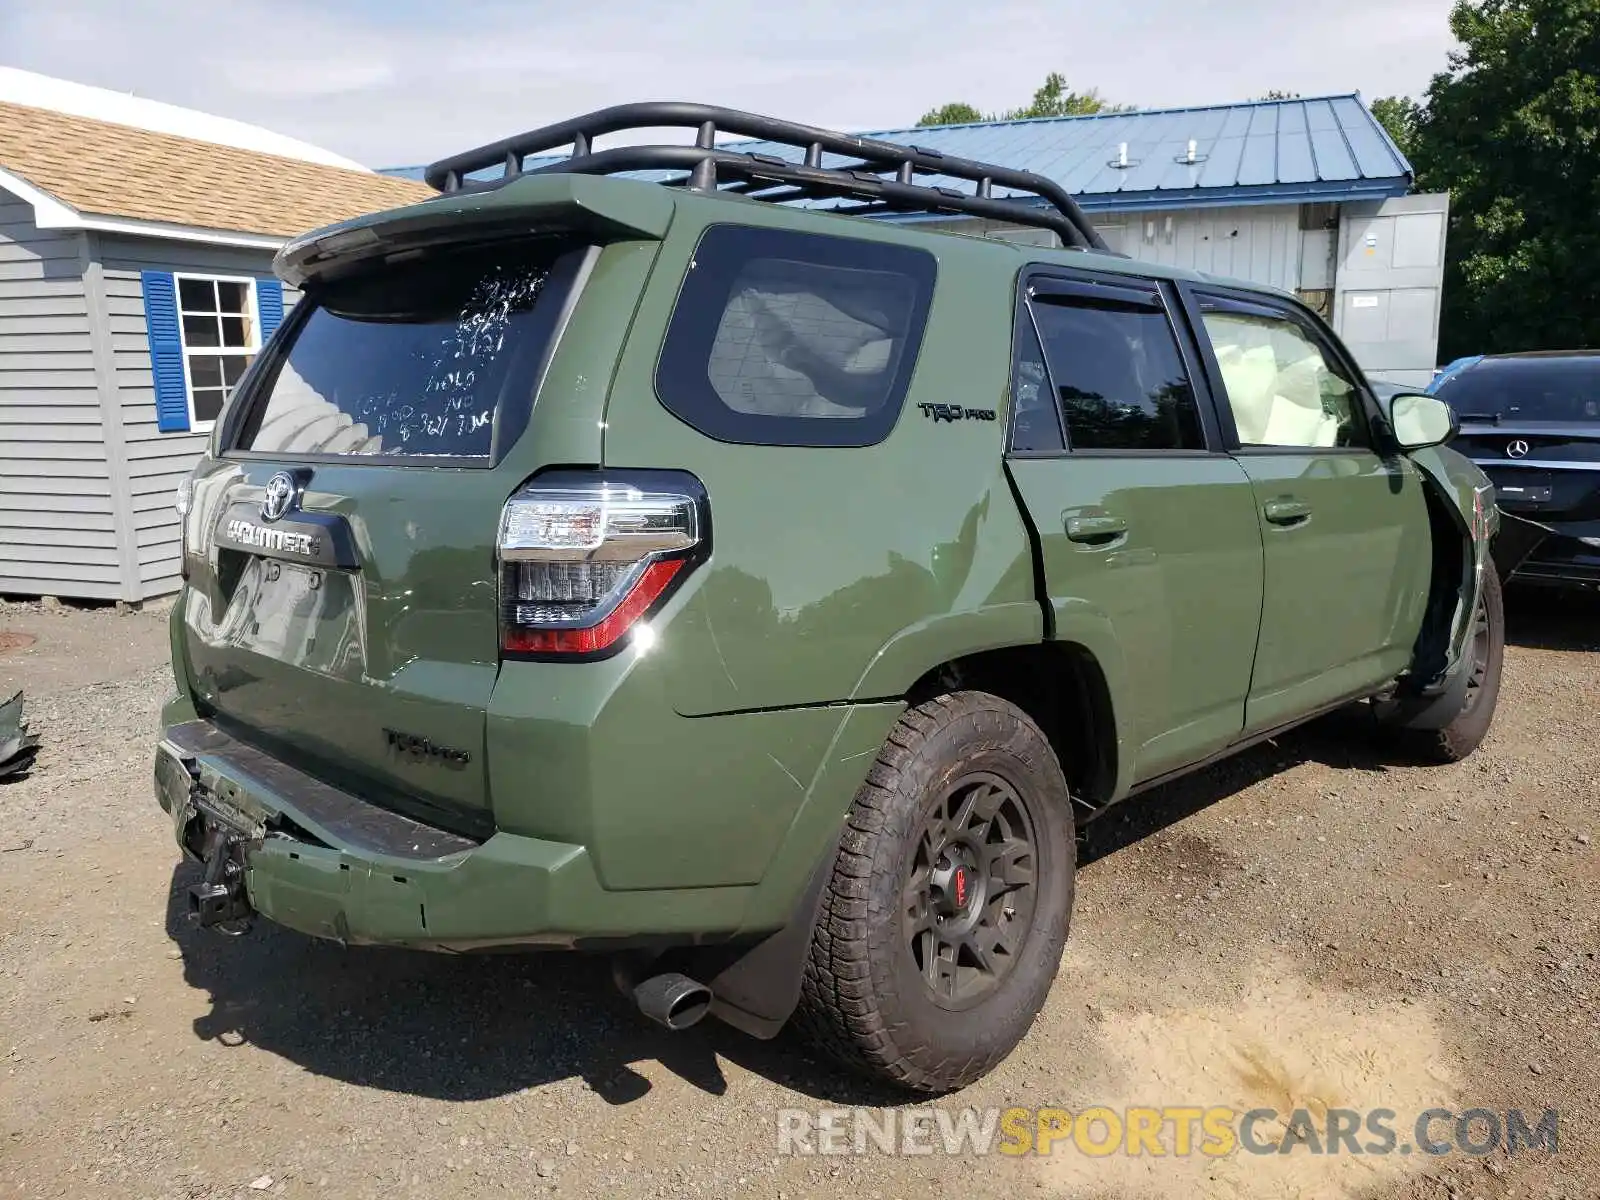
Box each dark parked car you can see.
[1431,352,1600,588]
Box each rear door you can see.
[179,238,598,837]
[1186,287,1434,735]
[1004,270,1264,783]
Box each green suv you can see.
[155,104,1504,1093]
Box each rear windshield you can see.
[235,241,574,459]
[1435,357,1600,423]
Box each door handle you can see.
[1263,498,1313,526]
[1065,514,1129,544]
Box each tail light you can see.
[497,470,708,658]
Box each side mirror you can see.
[1384,391,1459,451]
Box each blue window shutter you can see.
[256,278,284,342]
[140,270,189,433]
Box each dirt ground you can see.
[0,591,1595,1200]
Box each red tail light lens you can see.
[497,472,707,659]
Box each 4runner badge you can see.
[918,403,997,424]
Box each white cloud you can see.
[0,0,1458,167]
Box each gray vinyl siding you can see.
[96,235,294,600]
[0,187,117,599]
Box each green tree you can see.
[1370,94,1423,161]
[1001,72,1131,120]
[917,72,1131,126]
[916,101,985,126]
[1412,0,1600,357]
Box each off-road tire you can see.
[796,691,1075,1093]
[1424,559,1506,761]
[1388,560,1506,763]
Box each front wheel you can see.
[796,691,1075,1093]
[1381,559,1506,762]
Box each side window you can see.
[1009,314,1064,452]
[1029,287,1206,451]
[1199,303,1367,449]
[656,225,936,448]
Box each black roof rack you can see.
[424,102,1108,252]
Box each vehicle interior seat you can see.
[1213,341,1339,447]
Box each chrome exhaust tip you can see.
[630,970,713,1031]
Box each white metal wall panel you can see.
[1333,193,1450,387]
[1299,227,1336,290]
[902,203,1450,389]
[1143,205,1300,290]
[921,206,1304,292]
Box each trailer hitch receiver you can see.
[188,823,253,929]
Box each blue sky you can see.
[1,0,1458,168]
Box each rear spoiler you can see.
[274,173,674,289]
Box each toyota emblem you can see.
[260,472,297,522]
[1506,439,1530,459]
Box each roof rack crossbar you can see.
[423,102,1105,250]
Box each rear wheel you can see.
[796,691,1075,1093]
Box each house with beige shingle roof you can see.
[0,70,432,602]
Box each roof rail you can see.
[424,102,1108,251]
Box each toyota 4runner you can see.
[155,104,1504,1093]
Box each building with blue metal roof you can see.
[384,95,1413,208]
[384,94,1448,386]
[735,94,1415,213]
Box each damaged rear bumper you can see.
[154,717,753,950]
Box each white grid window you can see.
[176,274,260,431]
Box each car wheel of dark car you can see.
[796,691,1075,1093]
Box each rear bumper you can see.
[156,718,761,950]
[154,688,903,949]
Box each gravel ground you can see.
[0,591,1596,1200]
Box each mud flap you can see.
[672,836,836,1040]
[1376,633,1474,731]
